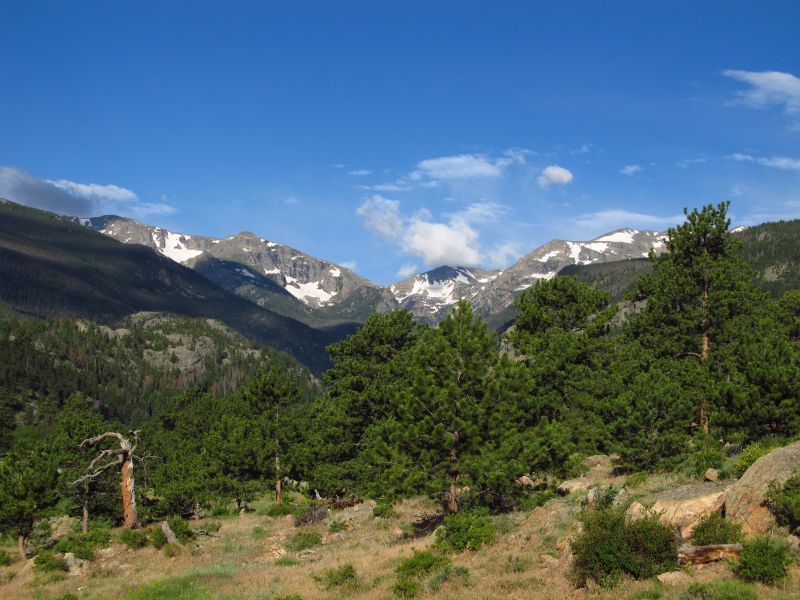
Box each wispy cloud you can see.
[677,157,708,168]
[573,208,683,231]
[339,260,358,271]
[723,69,800,114]
[355,195,404,240]
[0,166,175,217]
[537,165,574,189]
[395,263,419,278]
[348,169,372,176]
[570,143,592,155]
[619,164,642,176]
[727,153,800,172]
[413,154,504,180]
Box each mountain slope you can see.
[78,215,398,325]
[0,200,344,373]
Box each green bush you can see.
[275,555,299,567]
[765,474,800,534]
[287,530,322,551]
[262,502,296,517]
[317,564,358,590]
[163,543,181,558]
[373,500,398,519]
[166,517,193,543]
[503,555,531,573]
[328,519,348,533]
[732,442,771,479]
[0,549,12,566]
[690,512,743,545]
[733,536,793,584]
[570,508,677,588]
[33,550,68,572]
[391,577,422,598]
[150,527,168,549]
[437,510,496,553]
[293,504,328,527]
[428,565,469,592]
[53,535,96,561]
[396,550,450,579]
[680,580,757,600]
[692,438,725,477]
[251,526,269,539]
[625,472,648,488]
[517,489,557,511]
[118,528,149,549]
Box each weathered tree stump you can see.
[678,542,742,564]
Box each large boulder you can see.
[649,481,728,540]
[725,441,800,535]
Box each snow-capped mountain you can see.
[388,228,666,324]
[75,215,397,323]
[391,266,501,323]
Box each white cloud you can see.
[619,165,642,176]
[677,157,708,168]
[573,209,683,231]
[450,202,509,224]
[348,169,372,176]
[723,69,800,114]
[486,241,520,268]
[395,263,419,278]
[414,154,503,180]
[570,143,592,154]
[727,153,800,172]
[537,165,574,189]
[359,182,412,192]
[404,217,481,266]
[355,195,404,240]
[339,261,358,271]
[0,166,174,218]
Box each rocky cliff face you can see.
[77,216,398,323]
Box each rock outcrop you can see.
[725,440,800,535]
[649,481,728,539]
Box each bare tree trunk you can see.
[236,497,242,513]
[82,496,89,534]
[448,446,459,514]
[275,450,282,505]
[121,454,137,529]
[17,535,26,561]
[679,543,742,564]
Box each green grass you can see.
[125,564,236,600]
[286,530,322,551]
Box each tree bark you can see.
[678,542,742,564]
[447,446,459,514]
[121,454,137,528]
[82,496,89,534]
[275,451,282,505]
[17,535,26,561]
[699,278,710,435]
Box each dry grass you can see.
[1,491,799,599]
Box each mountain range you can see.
[75,214,668,329]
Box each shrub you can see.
[517,489,557,510]
[625,472,648,488]
[437,510,496,553]
[428,565,469,591]
[54,535,96,561]
[263,502,296,517]
[680,580,757,600]
[275,555,299,567]
[119,528,149,550]
[317,564,358,590]
[166,516,193,543]
[163,543,181,558]
[0,550,12,566]
[570,508,677,588]
[328,519,348,533]
[692,438,725,477]
[391,577,422,598]
[373,500,398,519]
[765,474,800,534]
[504,555,531,573]
[690,512,743,545]
[733,536,793,584]
[396,551,451,579]
[287,530,322,551]
[251,526,269,539]
[150,527,167,549]
[595,486,619,510]
[33,550,68,572]
[293,504,328,527]
[732,442,771,479]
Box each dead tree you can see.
[72,431,140,529]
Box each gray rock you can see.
[726,440,800,535]
[64,552,87,576]
[657,571,692,586]
[704,468,720,482]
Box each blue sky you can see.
[1,1,799,284]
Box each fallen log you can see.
[160,521,184,548]
[678,542,742,564]
[189,529,219,537]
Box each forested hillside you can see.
[0,200,353,373]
